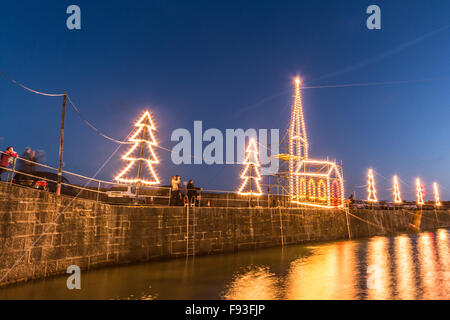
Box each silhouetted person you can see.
[15,147,38,183]
[187,179,201,206]
[0,146,18,181]
[16,147,32,172]
[348,193,355,206]
[170,175,182,205]
[29,150,37,173]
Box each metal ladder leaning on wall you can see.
[185,196,196,258]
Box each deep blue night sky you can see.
[1,0,449,200]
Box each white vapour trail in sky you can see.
[309,24,450,84]
[234,24,450,116]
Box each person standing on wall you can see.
[170,175,182,205]
[187,179,201,206]
[0,146,18,181]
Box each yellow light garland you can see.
[115,111,160,185]
[292,160,345,208]
[416,178,424,205]
[308,178,316,200]
[433,182,441,206]
[289,77,308,200]
[367,169,377,202]
[238,138,262,196]
[393,175,402,203]
[318,179,327,201]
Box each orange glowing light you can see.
[292,160,345,208]
[393,175,402,204]
[289,76,308,199]
[238,138,262,196]
[433,182,441,206]
[308,178,316,200]
[416,178,424,205]
[318,179,327,201]
[285,77,345,208]
[367,169,377,202]
[115,111,160,185]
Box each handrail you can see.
[0,150,171,190]
[0,151,333,201]
[0,151,172,204]
[1,151,446,209]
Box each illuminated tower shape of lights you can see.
[367,169,377,202]
[115,111,160,185]
[433,182,441,206]
[289,77,309,200]
[238,138,262,196]
[393,175,402,203]
[416,178,424,205]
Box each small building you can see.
[292,159,345,208]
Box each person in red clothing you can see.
[0,146,18,181]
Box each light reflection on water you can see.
[222,266,282,300]
[366,236,392,299]
[395,235,415,299]
[225,229,450,300]
[1,229,450,300]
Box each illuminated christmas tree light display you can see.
[367,169,377,202]
[433,182,441,206]
[238,138,262,196]
[416,178,424,205]
[289,77,308,200]
[393,175,402,203]
[115,111,160,185]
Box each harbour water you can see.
[1,228,449,300]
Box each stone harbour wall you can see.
[0,183,449,287]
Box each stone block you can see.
[170,240,186,254]
[29,247,43,262]
[87,254,107,267]
[12,237,26,250]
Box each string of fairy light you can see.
[115,111,160,185]
[287,77,345,208]
[0,68,447,204]
[237,138,263,196]
[288,77,309,200]
[112,76,348,208]
[393,175,402,203]
[365,169,442,206]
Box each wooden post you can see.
[56,93,67,196]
